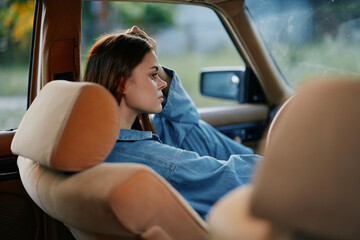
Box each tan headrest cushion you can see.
[208,185,270,240]
[11,80,120,171]
[251,79,360,239]
[264,96,293,151]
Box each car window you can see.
[0,0,34,130]
[246,0,360,89]
[81,1,246,107]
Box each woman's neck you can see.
[118,102,138,130]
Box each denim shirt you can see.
[105,68,262,218]
[106,130,261,218]
[153,67,254,158]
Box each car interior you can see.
[208,79,360,240]
[1,0,359,239]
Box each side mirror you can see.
[200,67,266,103]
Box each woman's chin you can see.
[155,107,162,113]
[146,106,162,114]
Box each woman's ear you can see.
[118,77,127,95]
[121,77,135,95]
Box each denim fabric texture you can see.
[154,68,254,158]
[105,68,262,218]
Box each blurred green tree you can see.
[81,2,176,57]
[112,2,175,30]
[0,0,34,64]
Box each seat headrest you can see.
[11,80,120,171]
[265,95,293,151]
[251,79,360,239]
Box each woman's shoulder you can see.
[114,129,186,160]
[117,128,160,142]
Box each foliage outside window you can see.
[246,0,360,89]
[0,0,34,130]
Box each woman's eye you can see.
[151,73,158,79]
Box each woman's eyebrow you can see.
[151,65,159,71]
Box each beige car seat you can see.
[11,80,208,240]
[207,78,360,240]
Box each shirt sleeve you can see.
[181,119,254,158]
[153,67,200,148]
[153,67,254,157]
[169,151,262,219]
[156,67,200,124]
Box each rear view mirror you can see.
[200,67,266,103]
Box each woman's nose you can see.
[157,77,167,90]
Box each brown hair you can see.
[83,30,156,132]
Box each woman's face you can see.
[121,51,167,116]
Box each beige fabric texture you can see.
[264,96,293,152]
[11,80,120,171]
[208,185,270,240]
[251,79,360,239]
[17,158,208,240]
[14,80,208,239]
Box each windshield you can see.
[246,0,360,88]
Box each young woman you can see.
[83,26,261,218]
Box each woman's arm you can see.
[155,67,199,123]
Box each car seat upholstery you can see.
[11,80,208,240]
[207,78,360,240]
[264,95,293,152]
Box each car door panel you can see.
[199,104,268,126]
[0,131,41,239]
[0,128,76,240]
[199,104,269,150]
[0,131,17,181]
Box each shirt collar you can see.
[117,129,162,143]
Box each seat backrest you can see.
[208,78,360,240]
[251,78,360,239]
[11,80,208,240]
